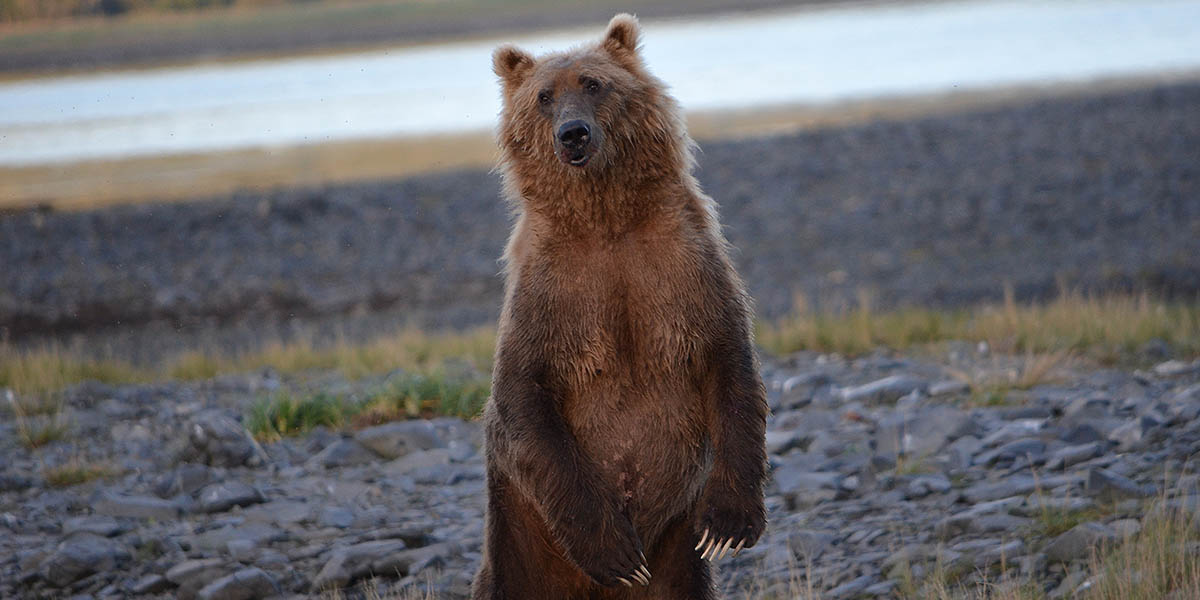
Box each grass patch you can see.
[0,344,147,400]
[357,372,491,424]
[1085,504,1200,600]
[246,391,354,442]
[758,289,1200,363]
[8,393,71,449]
[43,459,114,488]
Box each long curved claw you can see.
[630,570,649,586]
[702,537,718,560]
[695,528,709,551]
[639,565,652,582]
[617,577,632,587]
[717,537,735,560]
[732,538,746,556]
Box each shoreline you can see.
[4,71,1198,211]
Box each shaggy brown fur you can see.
[473,14,768,600]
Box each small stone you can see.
[130,574,171,594]
[308,439,378,469]
[929,380,970,397]
[1044,522,1118,563]
[904,474,952,499]
[227,539,258,562]
[311,540,407,589]
[166,558,227,587]
[40,533,131,587]
[62,516,123,538]
[828,574,876,599]
[961,477,1038,504]
[197,567,279,600]
[1085,468,1155,502]
[1153,359,1199,378]
[93,491,183,520]
[1109,518,1142,538]
[974,539,1026,568]
[355,421,445,460]
[319,506,356,529]
[384,448,452,475]
[197,481,266,513]
[839,375,926,404]
[182,411,267,468]
[155,463,215,498]
[1047,442,1104,470]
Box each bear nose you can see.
[557,120,591,147]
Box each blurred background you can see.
[2,2,1200,599]
[0,0,1197,363]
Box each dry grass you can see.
[322,576,440,600]
[2,325,495,399]
[1084,503,1200,600]
[42,458,114,487]
[758,289,1199,364]
[6,391,71,449]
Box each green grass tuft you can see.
[245,391,354,442]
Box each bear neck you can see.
[508,139,696,239]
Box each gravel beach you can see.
[2,81,1198,361]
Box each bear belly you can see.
[565,376,710,545]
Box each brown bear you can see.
[473,14,768,600]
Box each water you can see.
[1,0,1198,166]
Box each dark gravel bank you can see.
[3,82,1198,359]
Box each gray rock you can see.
[166,558,228,587]
[40,533,131,587]
[773,466,843,494]
[1085,468,1155,502]
[974,539,1026,569]
[904,474,952,499]
[62,515,123,538]
[384,448,452,475]
[355,421,445,460]
[319,506,356,529]
[93,491,183,520]
[1109,518,1142,538]
[1046,442,1104,470]
[929,379,970,397]
[828,574,876,599]
[311,539,407,589]
[196,567,279,600]
[974,437,1046,466]
[874,405,971,460]
[155,463,215,498]
[197,481,266,513]
[308,439,378,469]
[0,473,34,492]
[183,411,267,468]
[1153,359,1199,378]
[961,476,1038,504]
[1044,522,1118,563]
[130,574,171,594]
[839,375,927,404]
[765,429,810,455]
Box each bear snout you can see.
[556,119,594,167]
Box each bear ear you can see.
[493,44,535,88]
[603,13,641,57]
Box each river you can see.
[1,0,1198,166]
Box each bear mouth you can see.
[561,148,591,167]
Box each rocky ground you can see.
[3,82,1197,364]
[3,346,1199,599]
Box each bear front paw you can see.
[694,493,766,561]
[565,510,652,587]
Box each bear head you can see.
[492,14,690,187]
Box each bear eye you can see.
[582,78,601,94]
[537,91,552,106]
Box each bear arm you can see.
[695,269,769,556]
[489,292,648,584]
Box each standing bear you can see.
[473,14,768,600]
